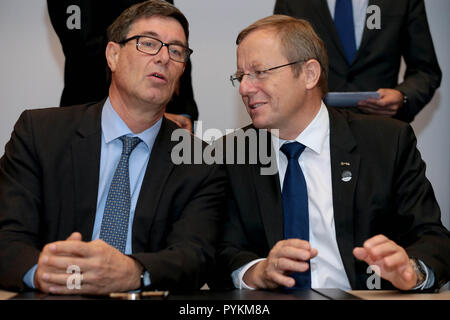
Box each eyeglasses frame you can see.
[118,35,193,63]
[230,59,308,87]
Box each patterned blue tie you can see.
[281,142,311,288]
[99,136,141,253]
[334,0,357,64]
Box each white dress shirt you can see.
[327,0,369,49]
[232,102,351,290]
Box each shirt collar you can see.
[272,101,330,155]
[101,97,162,149]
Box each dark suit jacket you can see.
[47,0,199,120]
[214,107,449,290]
[0,100,225,291]
[274,0,442,123]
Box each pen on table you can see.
[109,291,169,300]
[109,292,140,300]
[141,291,169,298]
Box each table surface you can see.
[348,290,450,300]
[1,288,449,300]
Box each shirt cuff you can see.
[231,258,266,290]
[142,270,151,287]
[23,264,38,289]
[412,259,435,290]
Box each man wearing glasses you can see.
[0,0,226,295]
[215,15,449,291]
[47,0,198,132]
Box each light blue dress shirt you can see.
[92,98,161,254]
[23,98,162,288]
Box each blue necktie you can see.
[281,142,311,288]
[99,135,141,253]
[334,0,357,64]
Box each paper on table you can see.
[324,92,380,107]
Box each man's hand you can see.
[34,232,143,295]
[353,235,418,290]
[164,113,192,132]
[243,239,318,289]
[357,89,404,116]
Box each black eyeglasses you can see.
[119,35,193,63]
[230,59,307,87]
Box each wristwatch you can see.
[409,258,426,287]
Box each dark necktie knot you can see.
[280,142,306,160]
[120,136,141,156]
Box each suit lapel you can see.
[328,107,360,289]
[352,0,377,65]
[313,0,349,65]
[252,166,284,249]
[315,0,379,67]
[251,130,284,249]
[72,101,104,240]
[248,109,360,287]
[72,107,176,249]
[131,118,176,251]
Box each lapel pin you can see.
[340,162,351,166]
[341,170,352,182]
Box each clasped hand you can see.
[34,232,143,295]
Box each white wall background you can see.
[0,0,448,229]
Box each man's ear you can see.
[303,59,321,90]
[105,41,121,72]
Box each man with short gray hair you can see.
[216,15,449,291]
